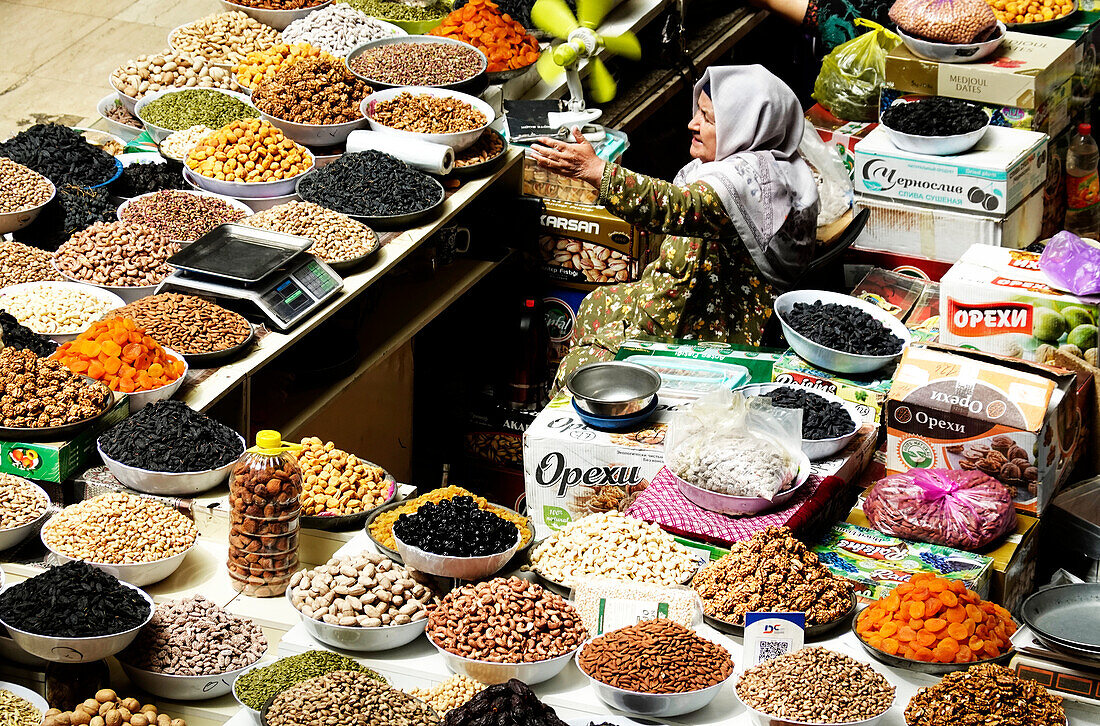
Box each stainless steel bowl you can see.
[0,582,154,663]
[578,651,731,717]
[97,435,244,497]
[286,588,427,651]
[119,655,266,700]
[393,531,521,580]
[0,479,49,552]
[735,683,892,726]
[733,383,862,461]
[427,633,578,685]
[669,449,812,516]
[41,522,196,587]
[566,362,662,417]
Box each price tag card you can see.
[594,597,671,635]
[744,612,805,669]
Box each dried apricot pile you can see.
[429,0,540,72]
[855,573,1016,664]
[53,317,186,393]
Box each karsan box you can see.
[939,245,1100,360]
[853,125,1048,215]
[853,184,1044,262]
[884,32,1076,111]
[535,199,650,292]
[885,344,1081,515]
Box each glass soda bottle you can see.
[1066,123,1100,240]
[227,430,303,597]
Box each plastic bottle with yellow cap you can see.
[227,429,303,597]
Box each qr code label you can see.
[756,640,790,664]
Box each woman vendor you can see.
[532,65,819,387]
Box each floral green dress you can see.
[554,163,778,388]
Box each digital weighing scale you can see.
[155,224,344,332]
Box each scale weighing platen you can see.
[156,224,344,331]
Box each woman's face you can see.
[688,90,717,162]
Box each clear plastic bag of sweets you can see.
[863,468,1016,550]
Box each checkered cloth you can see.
[626,466,845,545]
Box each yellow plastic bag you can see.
[812,19,901,122]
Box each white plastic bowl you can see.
[0,581,154,662]
[0,281,126,343]
[0,479,50,552]
[735,684,892,726]
[109,74,142,115]
[881,100,992,156]
[773,290,912,375]
[117,190,253,243]
[578,651,732,717]
[97,433,244,496]
[0,680,49,717]
[427,633,579,685]
[0,180,55,235]
[136,87,257,143]
[257,109,369,147]
[121,347,188,411]
[733,382,862,461]
[897,22,1006,64]
[119,655,266,700]
[285,588,427,651]
[40,521,196,587]
[219,0,334,31]
[361,86,495,152]
[183,158,314,198]
[97,93,144,142]
[393,530,520,579]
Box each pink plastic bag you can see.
[1039,230,1100,297]
[864,469,1015,550]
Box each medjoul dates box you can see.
[939,245,1100,360]
[886,343,1081,515]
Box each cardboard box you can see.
[846,507,1038,612]
[886,344,1082,514]
[805,103,879,178]
[613,338,782,385]
[885,32,1076,110]
[519,127,628,205]
[853,185,1044,262]
[535,199,650,292]
[853,125,1048,215]
[772,348,894,424]
[939,246,1100,360]
[813,522,994,601]
[0,397,129,483]
[523,392,688,539]
[881,80,1073,136]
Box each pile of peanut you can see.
[295,437,391,516]
[187,119,313,182]
[42,492,198,564]
[244,202,378,263]
[0,157,53,214]
[0,241,64,287]
[169,12,282,65]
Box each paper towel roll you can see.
[346,131,455,175]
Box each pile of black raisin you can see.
[98,400,245,472]
[297,151,442,217]
[108,160,189,198]
[13,185,116,250]
[443,679,568,726]
[0,124,118,187]
[782,300,904,357]
[881,97,988,137]
[0,561,150,637]
[762,386,857,440]
[0,312,57,357]
[393,496,518,557]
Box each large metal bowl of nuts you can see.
[0,477,51,552]
[0,178,55,235]
[119,652,267,700]
[427,632,580,686]
[360,86,495,152]
[39,519,197,588]
[284,586,428,652]
[735,686,892,726]
[578,650,733,718]
[0,581,154,663]
[135,87,257,144]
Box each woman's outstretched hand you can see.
[531,127,606,189]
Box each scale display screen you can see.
[259,261,340,323]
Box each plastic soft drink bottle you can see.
[1066,123,1100,240]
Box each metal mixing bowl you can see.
[566,361,661,417]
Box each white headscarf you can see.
[673,65,819,289]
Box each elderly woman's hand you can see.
[531,127,606,189]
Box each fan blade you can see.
[601,31,641,60]
[587,57,616,103]
[577,0,616,27]
[530,0,579,40]
[536,49,566,81]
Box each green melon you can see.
[1062,306,1095,330]
[1068,323,1098,351]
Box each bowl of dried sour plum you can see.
[880,97,992,156]
[735,383,862,461]
[774,290,911,375]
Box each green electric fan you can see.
[530,0,642,127]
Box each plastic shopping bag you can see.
[812,19,900,123]
[800,124,854,226]
[1040,230,1100,297]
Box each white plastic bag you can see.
[801,124,854,227]
[666,389,802,500]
